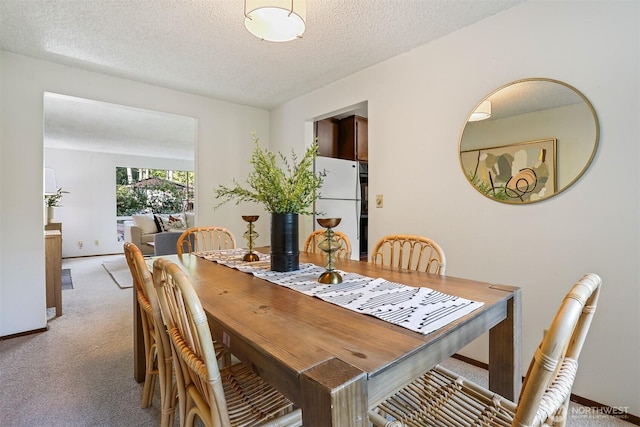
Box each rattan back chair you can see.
[368,273,602,427]
[303,229,352,260]
[124,242,176,427]
[152,257,302,427]
[370,234,446,274]
[176,226,237,255]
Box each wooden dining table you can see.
[133,249,522,426]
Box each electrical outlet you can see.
[376,194,384,208]
[78,241,83,249]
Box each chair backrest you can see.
[124,242,156,339]
[303,229,352,260]
[370,234,446,274]
[176,226,236,255]
[514,273,601,426]
[123,242,173,381]
[153,257,231,426]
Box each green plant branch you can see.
[215,134,325,215]
[468,171,508,200]
[44,188,69,207]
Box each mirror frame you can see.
[459,78,600,204]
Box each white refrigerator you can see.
[314,156,362,261]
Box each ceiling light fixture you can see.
[244,0,306,42]
[468,100,492,121]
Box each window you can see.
[116,167,194,241]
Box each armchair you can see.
[124,221,155,256]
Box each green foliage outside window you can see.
[116,167,194,216]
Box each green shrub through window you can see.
[116,167,194,216]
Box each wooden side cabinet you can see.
[338,115,368,161]
[45,230,62,317]
[45,221,62,234]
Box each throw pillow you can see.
[167,214,187,230]
[155,214,171,232]
[154,213,188,232]
[153,215,163,233]
[132,213,158,234]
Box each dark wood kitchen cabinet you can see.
[338,115,368,161]
[314,118,339,157]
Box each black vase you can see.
[270,213,299,272]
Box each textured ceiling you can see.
[1,0,525,158]
[1,0,523,109]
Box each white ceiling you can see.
[43,92,198,160]
[1,0,525,158]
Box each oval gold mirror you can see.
[459,78,599,204]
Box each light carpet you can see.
[102,257,133,288]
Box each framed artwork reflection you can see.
[461,138,557,203]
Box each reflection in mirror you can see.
[459,78,599,204]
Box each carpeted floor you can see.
[1,254,161,426]
[102,257,133,288]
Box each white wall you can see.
[0,51,270,337]
[45,147,194,257]
[270,1,639,415]
[1,0,638,415]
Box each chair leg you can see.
[141,374,155,408]
[220,351,232,368]
[159,354,177,427]
[184,394,201,427]
[173,357,187,427]
[141,346,157,408]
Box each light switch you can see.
[376,194,383,208]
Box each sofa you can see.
[153,231,185,256]
[124,212,195,256]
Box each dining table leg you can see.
[300,358,368,426]
[488,285,522,402]
[133,287,145,383]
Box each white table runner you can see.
[195,249,484,336]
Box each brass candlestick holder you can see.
[316,218,343,284]
[242,215,260,262]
